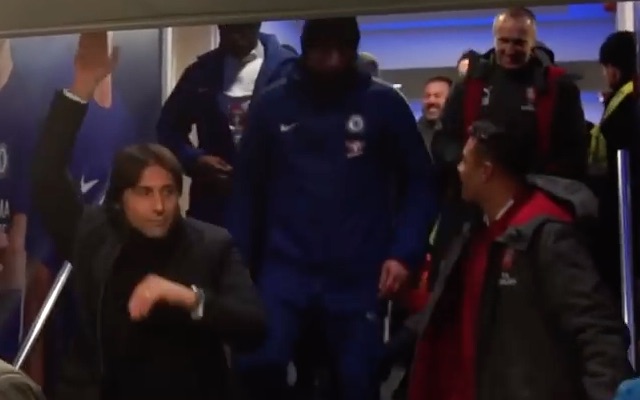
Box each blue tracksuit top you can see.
[157,33,297,225]
[228,67,439,289]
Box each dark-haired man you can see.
[31,32,265,400]
[229,17,438,400]
[158,23,297,226]
[419,76,451,155]
[407,120,632,400]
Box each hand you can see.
[71,32,119,101]
[199,155,232,172]
[379,259,409,297]
[128,274,197,321]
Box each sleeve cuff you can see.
[63,89,88,104]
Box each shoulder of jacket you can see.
[77,206,109,239]
[533,220,583,253]
[261,77,288,95]
[371,77,410,103]
[182,49,222,77]
[184,218,232,245]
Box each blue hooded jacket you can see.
[157,33,297,224]
[228,66,439,297]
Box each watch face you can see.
[190,286,205,320]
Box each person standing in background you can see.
[588,30,640,299]
[428,7,587,287]
[418,76,451,156]
[0,38,39,367]
[435,7,587,181]
[157,23,297,226]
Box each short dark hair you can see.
[425,76,452,87]
[105,143,183,204]
[468,120,535,178]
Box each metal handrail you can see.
[13,261,72,369]
[617,149,636,369]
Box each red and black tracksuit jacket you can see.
[428,55,588,287]
[405,177,632,400]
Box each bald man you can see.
[427,7,588,289]
[433,7,587,182]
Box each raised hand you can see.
[70,31,119,101]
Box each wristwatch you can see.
[190,285,205,320]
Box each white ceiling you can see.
[0,0,603,38]
[357,6,568,24]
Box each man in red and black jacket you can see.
[405,120,632,400]
[432,7,587,181]
[428,6,588,285]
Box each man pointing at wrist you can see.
[32,32,265,400]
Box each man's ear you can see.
[481,160,494,183]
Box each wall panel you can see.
[162,26,217,211]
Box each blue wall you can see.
[261,20,303,52]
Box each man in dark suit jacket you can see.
[31,32,265,400]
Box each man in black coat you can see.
[31,32,266,400]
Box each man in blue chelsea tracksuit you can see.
[229,18,439,399]
[157,23,297,226]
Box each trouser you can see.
[292,316,334,400]
[234,281,384,400]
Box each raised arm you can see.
[31,32,118,260]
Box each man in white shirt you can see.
[157,23,297,227]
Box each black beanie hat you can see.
[599,31,637,77]
[301,17,360,54]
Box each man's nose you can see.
[152,193,165,214]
